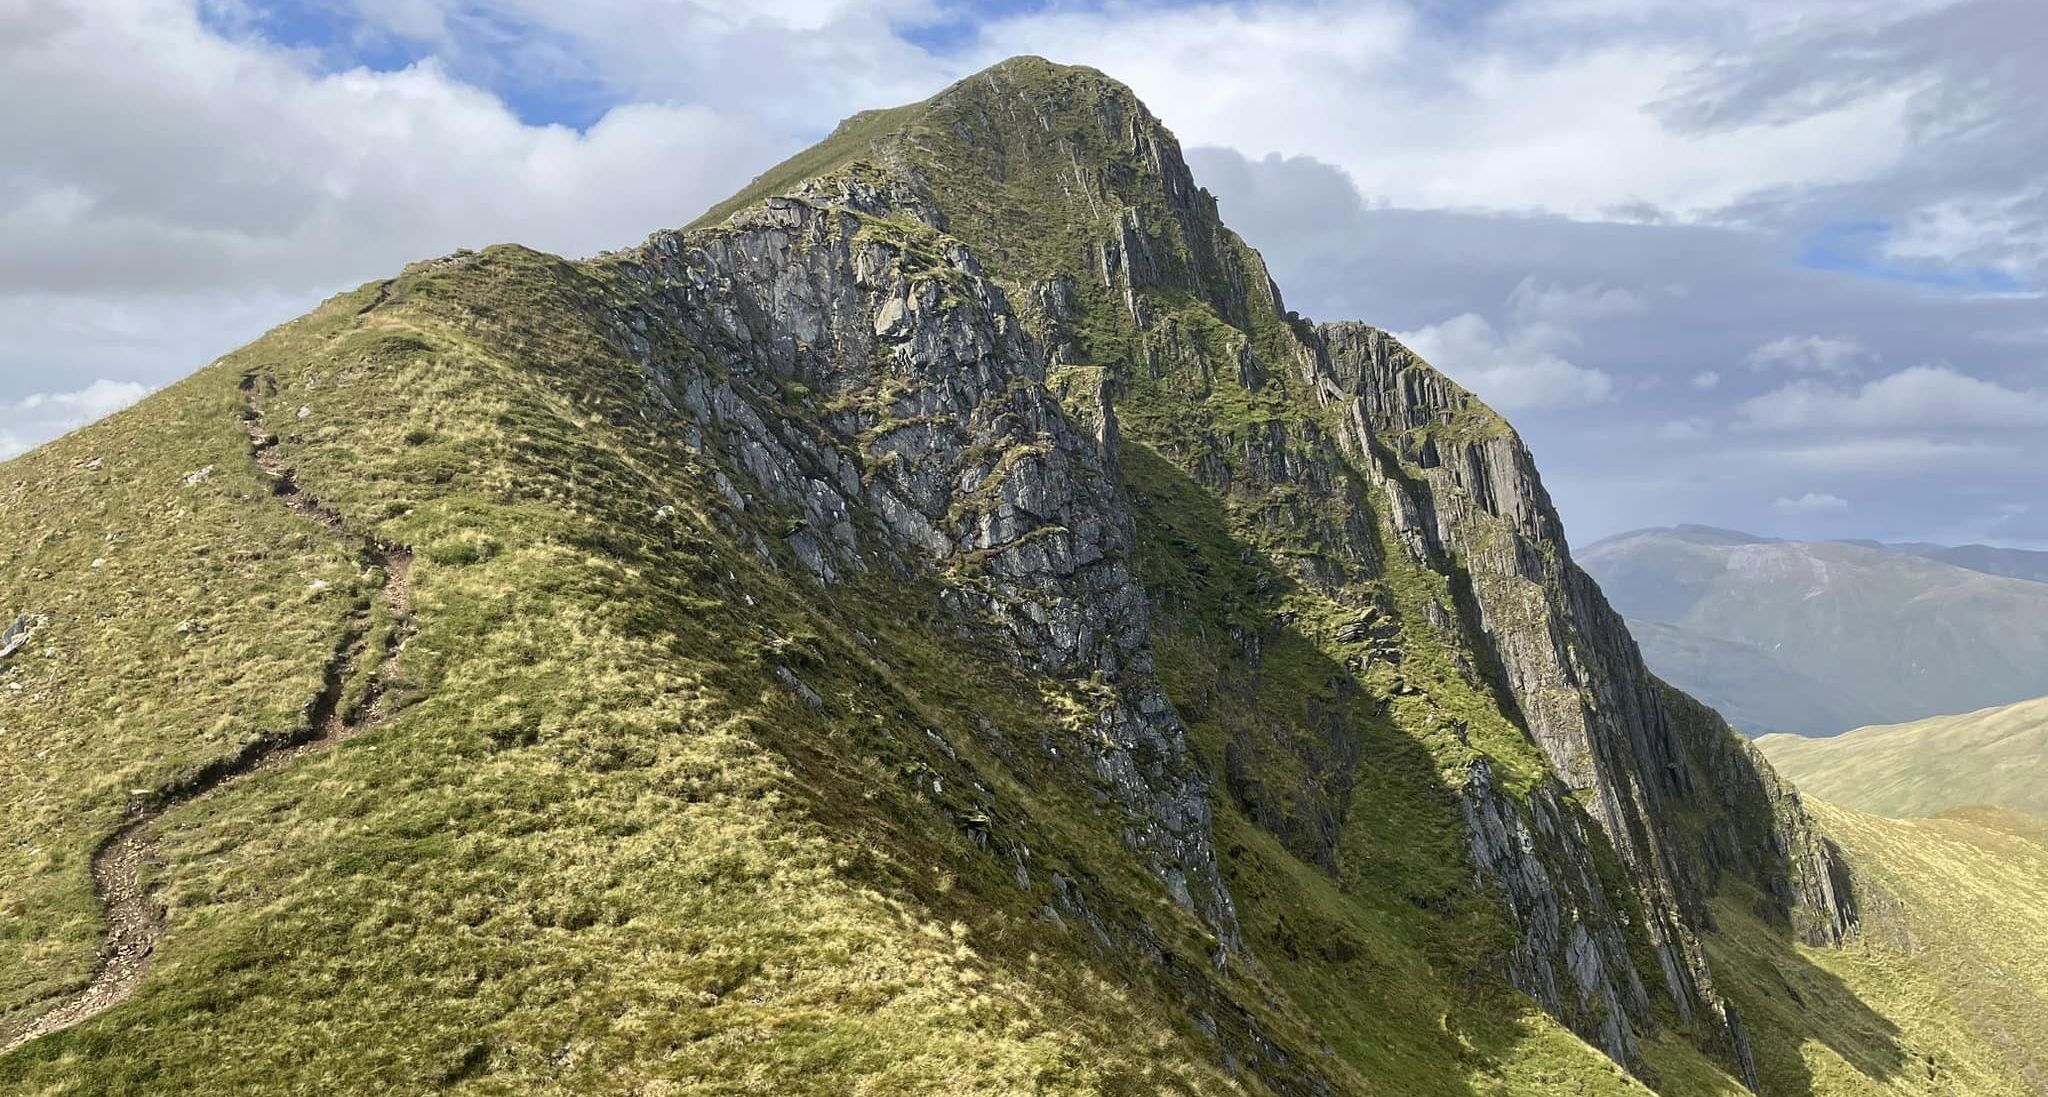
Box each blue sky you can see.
[4,0,2044,547]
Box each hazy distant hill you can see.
[1757,696,2048,818]
[3,57,2041,1097]
[1581,525,2048,734]
[1629,620,1888,734]
[1886,541,2048,584]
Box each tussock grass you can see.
[1705,801,2048,1097]
[5,56,2035,1097]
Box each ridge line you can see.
[0,373,417,1056]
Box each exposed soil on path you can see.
[0,373,416,1056]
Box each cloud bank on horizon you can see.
[4,0,2043,547]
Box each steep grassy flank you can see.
[1757,697,2048,818]
[1704,801,2048,1097]
[0,312,370,1032]
[0,251,1255,1094]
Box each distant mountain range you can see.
[6,58,2043,1097]
[1581,525,2048,735]
[1757,695,2048,818]
[1860,539,2048,584]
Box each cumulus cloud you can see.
[1737,365,2048,431]
[1665,0,2048,279]
[0,380,151,459]
[1393,276,1651,410]
[1746,335,1869,375]
[339,0,952,131]
[0,0,792,450]
[1508,278,1646,326]
[7,0,2048,548]
[1772,491,1851,513]
[1658,417,1714,441]
[1398,310,1616,411]
[969,0,1917,220]
[0,1,788,296]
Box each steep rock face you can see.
[1327,324,1697,884]
[1319,322,1754,1070]
[1660,684,1859,948]
[602,177,1241,945]
[852,58,1831,1077]
[1459,759,1653,1063]
[587,57,1871,1088]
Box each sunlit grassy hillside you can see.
[1710,800,2048,1096]
[1758,696,2048,818]
[2,55,2043,1097]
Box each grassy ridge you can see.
[3,55,2042,1097]
[0,251,1250,1093]
[0,312,370,1031]
[1757,697,2048,818]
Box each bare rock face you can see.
[583,57,1858,1090]
[1323,323,1722,1035]
[1321,321,1863,1084]
[1660,683,1860,948]
[606,176,1240,948]
[1460,759,1652,1064]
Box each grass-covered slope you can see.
[0,350,365,1032]
[1757,697,2048,818]
[1,248,1292,1093]
[1708,802,2048,1096]
[1,55,2040,1097]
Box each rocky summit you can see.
[1,57,2044,1097]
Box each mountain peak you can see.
[689,54,1175,237]
[19,57,2032,1097]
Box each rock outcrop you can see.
[630,57,1859,1085]
[608,176,1240,946]
[1322,324,1731,1049]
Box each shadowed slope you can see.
[0,55,2031,1097]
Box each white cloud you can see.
[1691,370,1722,390]
[0,0,791,451]
[970,2,1918,220]
[1764,437,2017,472]
[1745,334,1869,375]
[1658,417,1714,440]
[1398,312,1616,411]
[1884,190,2048,279]
[1737,364,2048,431]
[343,0,951,131]
[1772,491,1850,513]
[0,6,786,296]
[1395,276,1643,411]
[0,379,151,458]
[1507,277,1646,325]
